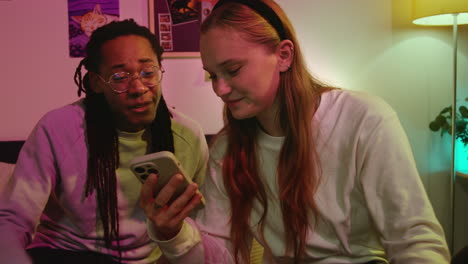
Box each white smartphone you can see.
[130,151,205,208]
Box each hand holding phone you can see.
[130,151,205,208]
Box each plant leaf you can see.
[435,115,447,125]
[440,106,452,115]
[460,106,468,118]
[429,121,440,131]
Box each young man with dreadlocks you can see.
[0,19,208,264]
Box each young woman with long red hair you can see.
[141,0,450,263]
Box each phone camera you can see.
[135,167,146,173]
[148,168,159,174]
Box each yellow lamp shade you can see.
[412,0,468,25]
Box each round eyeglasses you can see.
[97,65,165,94]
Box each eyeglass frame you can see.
[96,65,165,94]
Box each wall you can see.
[1,0,467,253]
[0,0,222,138]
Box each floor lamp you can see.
[412,0,468,255]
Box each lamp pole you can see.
[450,13,458,255]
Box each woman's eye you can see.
[208,73,217,80]
[227,67,240,76]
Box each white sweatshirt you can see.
[151,90,450,264]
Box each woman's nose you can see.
[213,78,231,97]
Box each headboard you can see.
[0,135,214,164]
[0,141,25,164]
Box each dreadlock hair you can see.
[73,19,174,256]
[201,1,333,263]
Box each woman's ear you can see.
[88,72,104,93]
[277,39,294,72]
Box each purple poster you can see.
[68,0,119,58]
[150,0,215,57]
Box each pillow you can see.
[0,162,15,194]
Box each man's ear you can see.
[277,39,294,72]
[88,72,104,93]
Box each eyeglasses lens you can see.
[108,66,163,93]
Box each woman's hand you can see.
[139,173,203,240]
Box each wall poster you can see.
[149,0,218,58]
[68,0,119,58]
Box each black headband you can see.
[213,0,287,40]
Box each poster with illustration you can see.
[68,0,119,57]
[149,0,218,58]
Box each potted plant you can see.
[429,96,468,161]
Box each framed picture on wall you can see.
[68,0,120,58]
[148,0,218,58]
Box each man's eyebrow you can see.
[110,64,125,70]
[109,59,156,70]
[139,58,154,63]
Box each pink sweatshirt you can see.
[0,99,208,264]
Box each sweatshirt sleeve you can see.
[148,154,237,263]
[192,123,209,187]
[357,111,450,263]
[0,117,58,264]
